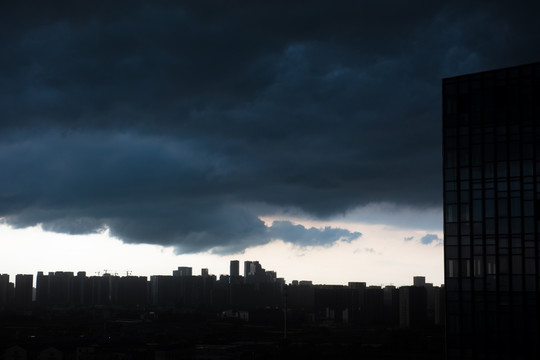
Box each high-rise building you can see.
[413,276,426,287]
[244,261,253,278]
[173,266,192,277]
[230,260,239,277]
[14,274,33,308]
[443,62,540,359]
[0,274,9,307]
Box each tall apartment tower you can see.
[173,267,192,277]
[0,274,9,307]
[230,260,240,277]
[443,62,540,359]
[244,261,253,277]
[15,274,33,308]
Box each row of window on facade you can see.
[444,121,537,141]
[445,274,537,293]
[446,302,537,339]
[445,163,535,182]
[446,189,535,205]
[446,256,537,278]
[445,200,535,221]
[444,182,537,197]
[445,235,537,250]
[445,219,537,236]
[444,124,538,139]
[444,143,536,167]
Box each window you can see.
[461,204,470,221]
[486,219,496,235]
[462,260,471,278]
[525,259,536,275]
[523,201,534,217]
[484,162,494,178]
[446,246,459,258]
[524,218,534,233]
[496,143,508,161]
[498,256,509,274]
[509,142,521,160]
[486,257,497,275]
[445,236,458,246]
[472,145,482,166]
[460,167,470,180]
[511,198,522,217]
[445,150,457,167]
[485,199,495,218]
[510,161,521,177]
[446,191,457,203]
[446,223,458,236]
[446,205,458,222]
[461,223,471,235]
[497,162,507,177]
[448,260,459,278]
[459,149,470,166]
[498,199,508,216]
[445,181,457,191]
[445,169,457,181]
[511,218,522,234]
[445,96,457,114]
[474,258,483,277]
[512,255,522,275]
[523,160,533,176]
[473,200,483,221]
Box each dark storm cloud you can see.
[1,1,539,251]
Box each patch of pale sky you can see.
[0,215,443,287]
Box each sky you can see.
[1,1,540,286]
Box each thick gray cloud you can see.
[1,1,539,251]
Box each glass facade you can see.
[443,62,540,359]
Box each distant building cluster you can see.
[0,260,444,330]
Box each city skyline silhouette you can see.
[2,2,540,359]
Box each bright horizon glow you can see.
[0,217,443,288]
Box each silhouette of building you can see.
[35,271,49,304]
[117,276,148,307]
[230,260,239,277]
[14,274,33,308]
[383,285,400,328]
[0,274,9,308]
[413,276,426,287]
[49,271,74,305]
[443,62,540,359]
[399,284,427,329]
[173,266,192,277]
